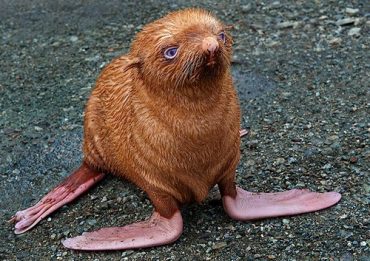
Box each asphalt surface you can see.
[0,1,369,260]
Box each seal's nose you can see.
[202,37,219,55]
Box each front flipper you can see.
[10,163,105,234]
[223,187,341,220]
[62,211,183,250]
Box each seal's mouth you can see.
[205,52,218,66]
[206,60,216,66]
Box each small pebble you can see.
[69,36,78,42]
[287,157,298,164]
[336,18,356,26]
[345,8,359,15]
[87,219,97,226]
[276,21,299,29]
[274,157,285,165]
[328,37,342,45]
[212,242,227,250]
[348,27,361,37]
[121,250,134,257]
[245,159,256,167]
[12,169,20,175]
[90,195,98,200]
[241,4,252,13]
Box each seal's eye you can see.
[164,47,178,59]
[218,32,226,43]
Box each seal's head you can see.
[130,9,233,89]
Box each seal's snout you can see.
[202,37,219,66]
[202,37,219,55]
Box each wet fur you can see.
[82,9,240,217]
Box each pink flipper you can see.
[240,129,248,137]
[10,163,105,234]
[223,186,341,220]
[62,211,183,250]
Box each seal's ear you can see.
[123,57,142,73]
[223,25,234,45]
[224,25,233,30]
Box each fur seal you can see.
[11,9,341,250]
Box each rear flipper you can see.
[240,129,248,137]
[10,162,105,234]
[62,211,183,250]
[223,186,341,220]
[62,185,183,250]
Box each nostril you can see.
[207,43,218,53]
[202,37,219,54]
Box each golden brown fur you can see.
[82,9,240,217]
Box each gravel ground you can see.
[1,0,369,260]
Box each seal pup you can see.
[11,9,341,250]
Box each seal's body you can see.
[12,9,341,251]
[84,59,239,207]
[83,10,240,216]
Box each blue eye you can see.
[218,32,226,43]
[164,47,178,59]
